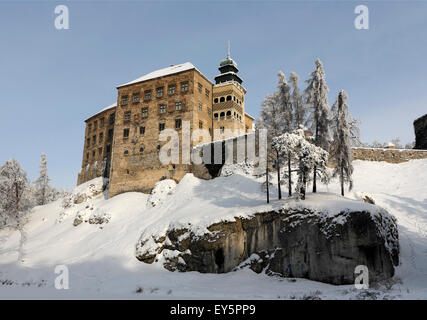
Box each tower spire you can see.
[227,40,230,59]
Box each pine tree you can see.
[0,159,32,228]
[34,153,51,206]
[331,90,355,196]
[304,59,331,193]
[289,72,306,128]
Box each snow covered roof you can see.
[85,102,117,122]
[118,62,197,88]
[245,113,255,120]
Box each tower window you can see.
[159,104,166,114]
[226,110,231,119]
[98,147,102,155]
[220,97,225,102]
[109,113,115,125]
[124,150,129,156]
[88,123,92,132]
[156,87,164,98]
[214,98,218,103]
[168,84,176,95]
[139,145,144,153]
[142,107,149,118]
[175,101,182,111]
[92,135,96,145]
[94,120,98,130]
[123,128,130,139]
[99,132,103,142]
[214,113,219,119]
[181,81,188,93]
[226,95,232,101]
[108,128,114,140]
[100,117,105,127]
[205,89,210,98]
[106,144,111,153]
[220,112,225,120]
[124,111,131,122]
[175,119,182,129]
[86,152,89,160]
[132,93,140,103]
[159,122,165,131]
[140,126,145,135]
[121,95,128,106]
[86,138,90,146]
[198,83,202,93]
[144,90,152,101]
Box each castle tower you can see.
[212,42,251,140]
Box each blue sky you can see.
[0,0,426,190]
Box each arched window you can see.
[214,113,219,119]
[220,112,225,120]
[233,96,236,101]
[226,95,232,101]
[220,97,225,102]
[226,110,231,119]
[214,98,218,103]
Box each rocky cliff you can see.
[136,204,399,285]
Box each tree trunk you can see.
[288,154,292,197]
[301,171,306,200]
[266,160,270,204]
[340,165,344,196]
[312,166,317,193]
[276,151,281,200]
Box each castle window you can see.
[175,119,182,129]
[233,96,236,101]
[98,147,102,155]
[99,132,104,143]
[86,138,90,146]
[175,101,182,111]
[220,97,225,102]
[199,121,203,129]
[121,95,128,106]
[124,111,131,122]
[142,107,148,118]
[123,128,130,139]
[124,150,129,156]
[140,126,145,135]
[214,98,218,103]
[92,150,96,158]
[220,126,225,134]
[139,146,144,153]
[100,117,105,127]
[168,84,176,95]
[226,110,231,119]
[226,95,232,101]
[106,144,111,153]
[94,120,98,130]
[109,113,115,125]
[181,81,188,93]
[86,152,89,160]
[159,104,166,114]
[198,103,202,112]
[159,122,165,131]
[92,135,96,145]
[214,113,218,120]
[220,112,225,120]
[205,89,210,98]
[108,128,114,140]
[144,90,152,101]
[88,123,92,132]
[132,93,140,104]
[198,83,202,93]
[156,87,164,98]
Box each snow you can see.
[0,159,427,299]
[118,62,196,87]
[85,103,116,122]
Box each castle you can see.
[77,52,254,197]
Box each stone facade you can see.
[77,62,254,198]
[414,114,427,149]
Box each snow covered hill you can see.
[0,159,426,299]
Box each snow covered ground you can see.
[0,159,426,299]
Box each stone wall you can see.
[414,114,427,149]
[352,147,427,163]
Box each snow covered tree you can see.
[331,90,354,196]
[0,159,32,228]
[304,59,331,193]
[289,72,306,128]
[34,153,51,206]
[390,138,403,149]
[405,141,415,149]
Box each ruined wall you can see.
[352,147,427,163]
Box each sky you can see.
[0,0,426,190]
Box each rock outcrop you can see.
[136,206,399,285]
[414,114,427,150]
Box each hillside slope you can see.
[0,160,426,299]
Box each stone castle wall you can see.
[352,147,427,163]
